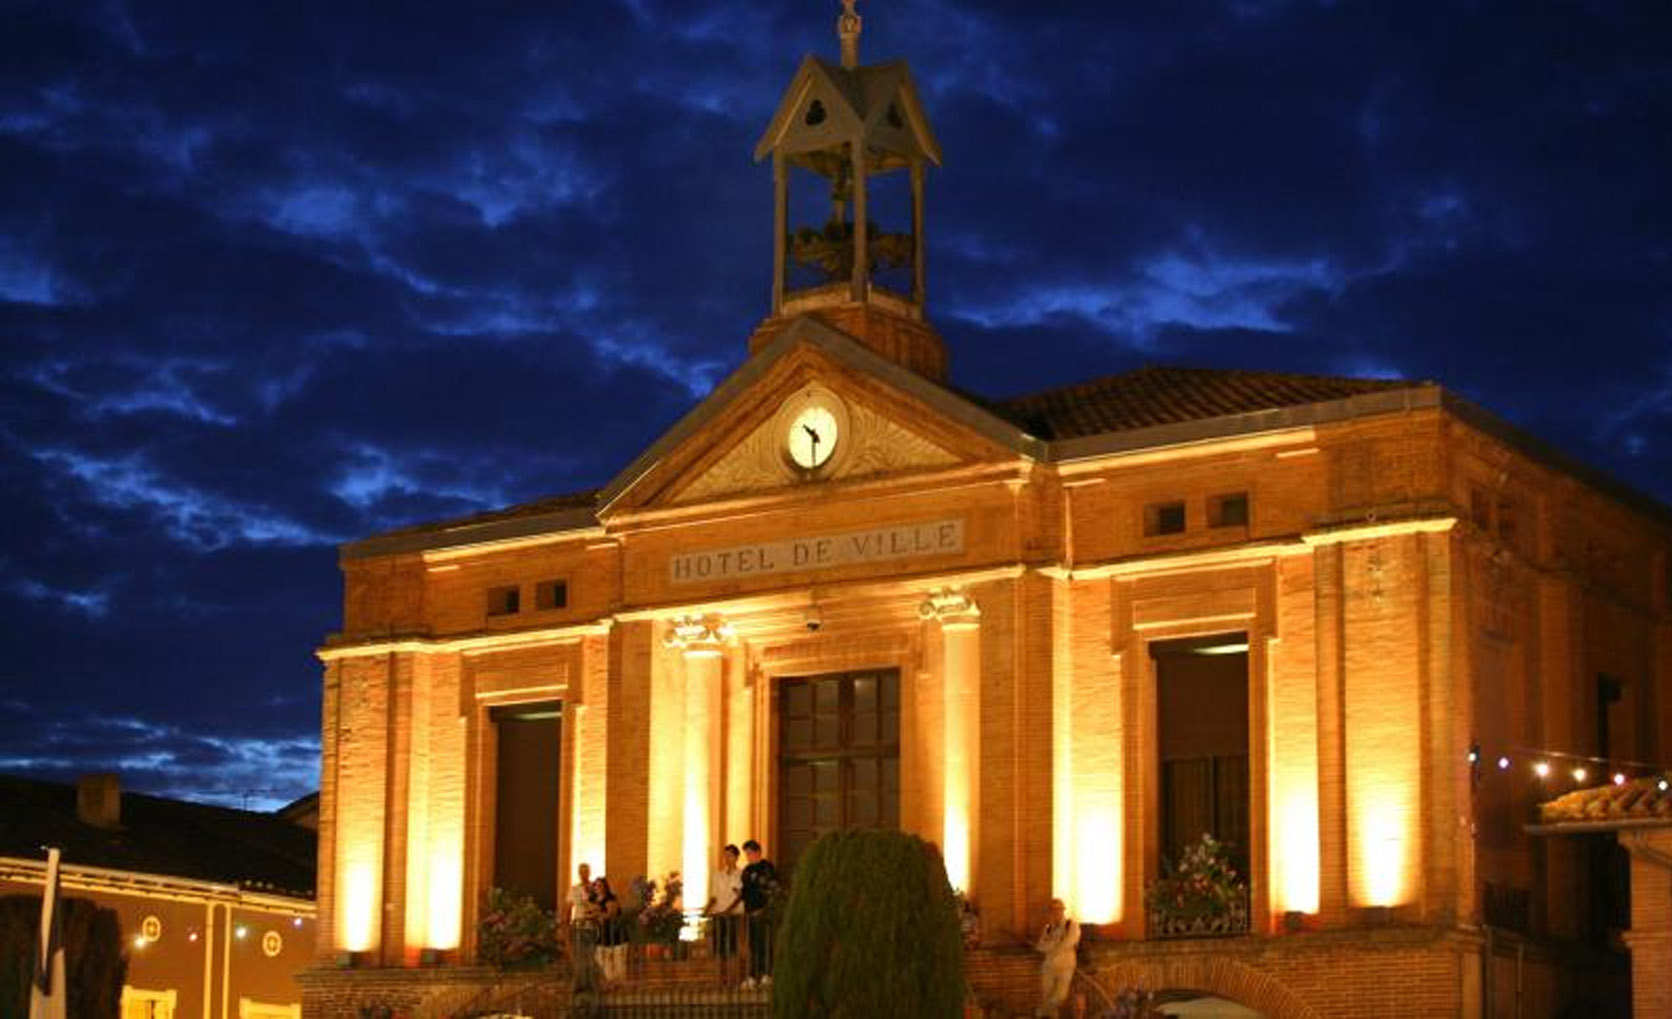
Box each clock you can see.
[780,388,846,473]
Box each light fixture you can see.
[1191,641,1249,656]
[1532,761,1550,779]
[1573,767,1588,783]
[132,935,146,949]
[235,925,248,939]
[1497,756,1511,771]
[1658,779,1669,793]
[1613,773,1627,786]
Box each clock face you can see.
[787,404,839,469]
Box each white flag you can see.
[28,846,67,1019]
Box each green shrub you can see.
[0,894,127,1019]
[771,829,964,1018]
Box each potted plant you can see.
[1144,833,1249,938]
[631,872,686,956]
[476,887,561,969]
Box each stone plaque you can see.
[671,518,964,584]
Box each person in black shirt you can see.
[738,839,778,988]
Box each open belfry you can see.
[307,5,1672,1017]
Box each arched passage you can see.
[1085,958,1321,1019]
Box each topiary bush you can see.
[771,829,964,1018]
[0,894,127,1019]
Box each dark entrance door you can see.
[777,669,900,872]
[1152,636,1250,874]
[491,701,562,911]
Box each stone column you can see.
[665,615,730,927]
[921,588,980,894]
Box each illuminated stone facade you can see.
[306,14,1672,1019]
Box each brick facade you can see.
[306,309,1671,1016]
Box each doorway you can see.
[1152,636,1250,874]
[777,669,900,872]
[491,701,562,911]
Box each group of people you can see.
[702,839,778,989]
[566,839,779,991]
[568,843,1076,1012]
[566,862,630,984]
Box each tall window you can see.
[492,701,562,911]
[777,670,900,872]
[1152,636,1250,873]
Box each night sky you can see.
[2,2,1669,811]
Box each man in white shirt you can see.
[704,844,744,968]
[1034,898,1079,1017]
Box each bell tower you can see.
[750,1,949,381]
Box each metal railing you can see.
[454,918,774,1018]
[1145,888,1252,940]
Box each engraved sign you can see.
[671,518,964,584]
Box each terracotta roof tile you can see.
[355,366,1419,549]
[364,487,600,543]
[1537,778,1672,828]
[989,365,1415,440]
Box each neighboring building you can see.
[306,8,1672,1018]
[1534,782,1672,1019]
[0,774,317,1019]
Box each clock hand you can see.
[803,424,821,444]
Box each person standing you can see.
[1034,898,1080,1017]
[738,839,778,990]
[568,863,599,980]
[705,844,744,968]
[594,876,628,986]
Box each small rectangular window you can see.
[1209,492,1250,528]
[487,585,521,617]
[535,579,568,611]
[1145,500,1187,536]
[1496,496,1518,546]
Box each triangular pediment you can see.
[671,391,959,504]
[754,58,942,165]
[598,317,1040,516]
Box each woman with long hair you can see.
[594,876,628,985]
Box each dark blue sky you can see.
[2,1,1668,809]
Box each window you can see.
[238,1000,300,1019]
[778,670,900,873]
[121,988,177,1019]
[486,585,520,617]
[1209,492,1249,528]
[535,579,568,611]
[1145,500,1186,536]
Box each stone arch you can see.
[1085,957,1321,1019]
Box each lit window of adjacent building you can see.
[535,579,568,611]
[486,585,521,617]
[1209,492,1249,528]
[1145,500,1187,536]
[121,987,178,1019]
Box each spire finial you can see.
[838,0,862,69]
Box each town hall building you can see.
[304,6,1672,1017]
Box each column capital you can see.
[919,587,980,630]
[663,614,732,658]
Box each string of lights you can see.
[1466,740,1672,792]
